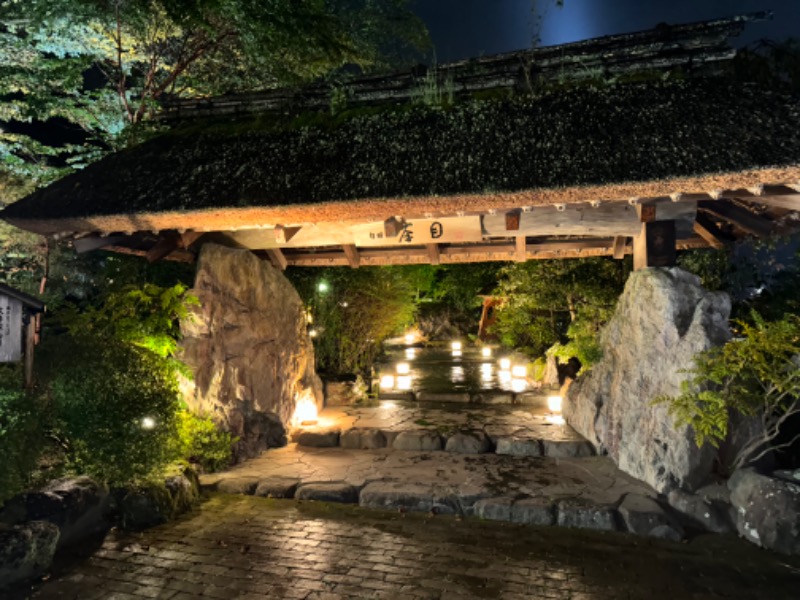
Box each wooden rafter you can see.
[426,243,441,265]
[698,200,773,237]
[693,214,728,249]
[612,236,627,259]
[265,248,288,270]
[515,237,527,262]
[342,244,360,268]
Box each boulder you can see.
[164,469,201,516]
[0,521,59,589]
[445,430,491,454]
[359,482,457,514]
[667,484,734,534]
[180,244,323,461]
[393,430,443,452]
[564,268,730,493]
[216,477,259,495]
[119,484,173,531]
[728,468,800,555]
[0,476,109,548]
[324,379,367,406]
[511,498,557,526]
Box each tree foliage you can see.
[492,257,629,365]
[656,313,800,471]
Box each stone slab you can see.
[216,477,259,495]
[340,428,387,450]
[393,430,443,451]
[294,428,341,448]
[445,430,491,454]
[295,482,359,504]
[542,439,595,458]
[360,482,457,514]
[557,498,619,531]
[254,477,300,499]
[416,392,471,403]
[618,493,683,540]
[496,436,542,457]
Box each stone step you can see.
[377,390,543,405]
[201,448,683,540]
[292,426,594,458]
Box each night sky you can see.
[413,0,800,62]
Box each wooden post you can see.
[24,314,35,389]
[633,221,677,270]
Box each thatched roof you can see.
[1,13,799,267]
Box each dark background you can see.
[413,0,800,61]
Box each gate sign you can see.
[353,216,483,247]
[0,294,23,363]
[0,284,45,365]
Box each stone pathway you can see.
[22,495,800,600]
[200,446,679,538]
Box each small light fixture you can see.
[397,362,410,375]
[482,347,492,358]
[308,329,318,338]
[511,378,527,393]
[452,350,462,357]
[141,417,156,430]
[293,395,319,427]
[318,281,329,293]
[396,375,413,390]
[548,395,563,413]
[499,358,511,370]
[451,341,462,351]
[405,333,415,345]
[380,375,395,389]
[511,365,527,378]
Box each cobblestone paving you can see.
[19,494,800,600]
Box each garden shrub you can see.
[0,371,47,505]
[174,410,236,473]
[42,335,181,486]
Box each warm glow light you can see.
[511,365,527,378]
[318,281,329,293]
[380,375,395,389]
[308,329,318,338]
[482,347,492,357]
[396,375,413,390]
[405,348,416,360]
[396,362,410,375]
[451,366,465,383]
[498,369,512,384]
[548,396,563,413]
[546,415,566,425]
[499,358,511,370]
[405,334,415,345]
[451,341,462,351]
[381,400,396,409]
[511,378,527,393]
[293,395,319,426]
[141,417,156,430]
[452,350,462,357]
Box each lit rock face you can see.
[180,244,323,460]
[564,268,731,493]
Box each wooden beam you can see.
[737,194,800,212]
[73,235,126,253]
[180,231,204,249]
[265,248,288,270]
[633,220,676,271]
[636,204,657,223]
[426,243,441,265]
[342,244,360,268]
[693,214,727,249]
[274,225,301,244]
[612,236,627,259]
[24,315,35,390]
[146,235,181,263]
[515,237,527,262]
[698,200,773,237]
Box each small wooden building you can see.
[0,283,45,387]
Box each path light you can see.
[141,417,156,430]
[548,395,563,413]
[293,394,319,427]
[405,333,415,345]
[405,348,416,360]
[451,341,462,351]
[380,375,395,389]
[511,365,527,378]
[318,281,329,293]
[396,362,410,375]
[511,378,527,393]
[308,329,318,338]
[396,375,413,391]
[499,358,511,370]
[482,347,492,358]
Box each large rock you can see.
[0,476,109,548]
[565,268,730,493]
[0,521,59,589]
[180,244,323,460]
[728,468,800,555]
